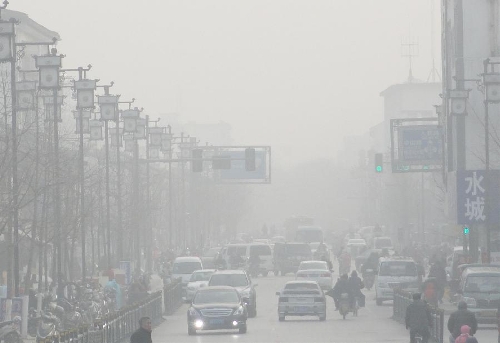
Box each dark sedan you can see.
[187,286,247,335]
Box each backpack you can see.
[455,333,470,343]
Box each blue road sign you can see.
[399,126,442,162]
[220,150,267,180]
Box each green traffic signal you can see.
[374,153,383,173]
[463,227,470,235]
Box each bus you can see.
[295,226,324,243]
[284,216,315,242]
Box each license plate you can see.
[209,318,225,325]
[294,306,309,312]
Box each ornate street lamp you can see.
[448,89,469,115]
[89,119,103,140]
[74,110,91,134]
[0,21,14,61]
[42,95,64,122]
[35,51,64,290]
[16,80,37,110]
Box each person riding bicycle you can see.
[348,270,365,308]
[405,293,432,343]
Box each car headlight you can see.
[240,288,251,297]
[233,306,245,316]
[188,307,199,316]
[463,297,477,308]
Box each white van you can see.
[172,256,203,298]
[246,243,273,276]
[218,244,249,269]
[375,257,420,305]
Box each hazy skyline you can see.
[14,0,440,166]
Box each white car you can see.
[295,260,333,290]
[186,269,216,302]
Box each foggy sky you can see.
[15,0,440,166]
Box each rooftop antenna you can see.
[401,35,419,84]
[427,0,441,82]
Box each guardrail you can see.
[163,278,183,315]
[37,291,163,343]
[393,289,444,343]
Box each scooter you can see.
[338,293,350,320]
[0,318,23,343]
[362,269,375,290]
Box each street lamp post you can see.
[97,85,118,270]
[73,72,96,281]
[482,59,500,263]
[35,50,63,290]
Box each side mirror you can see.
[275,291,280,296]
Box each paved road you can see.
[152,274,497,342]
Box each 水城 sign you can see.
[457,170,500,225]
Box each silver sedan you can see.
[276,280,326,321]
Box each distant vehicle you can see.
[186,269,216,302]
[375,257,420,305]
[273,242,313,276]
[347,238,368,258]
[309,242,331,260]
[295,226,324,244]
[357,226,383,245]
[372,237,394,251]
[276,281,326,321]
[355,248,381,271]
[456,265,500,323]
[208,270,258,318]
[284,216,315,242]
[296,260,333,290]
[201,247,221,269]
[187,286,247,335]
[245,243,273,276]
[172,256,203,299]
[217,244,248,269]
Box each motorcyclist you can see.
[327,273,351,310]
[428,260,447,303]
[447,301,477,343]
[348,270,365,308]
[361,251,380,275]
[405,292,432,343]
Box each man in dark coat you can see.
[447,301,477,341]
[405,293,432,343]
[130,317,152,343]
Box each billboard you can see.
[390,119,443,173]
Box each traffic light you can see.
[192,149,203,172]
[374,153,383,173]
[463,226,470,235]
[245,148,256,171]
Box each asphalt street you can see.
[150,273,495,343]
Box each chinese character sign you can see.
[457,170,500,225]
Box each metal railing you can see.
[38,290,164,343]
[163,278,183,315]
[393,289,444,343]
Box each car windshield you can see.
[285,244,311,255]
[173,262,202,274]
[285,283,318,291]
[204,248,220,257]
[465,276,500,293]
[250,245,272,256]
[379,261,417,277]
[299,262,327,270]
[193,290,239,304]
[209,274,249,287]
[228,246,247,256]
[189,271,213,282]
[374,238,392,249]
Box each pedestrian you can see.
[447,301,477,343]
[130,317,152,343]
[405,293,432,343]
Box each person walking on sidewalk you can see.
[131,317,152,343]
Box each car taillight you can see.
[279,297,288,302]
[314,297,324,302]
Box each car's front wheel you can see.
[239,324,247,334]
[278,315,285,321]
[319,314,326,321]
[188,326,196,335]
